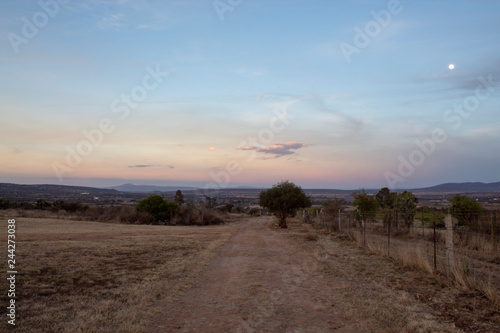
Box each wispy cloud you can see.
[209,147,217,151]
[236,142,308,158]
[98,12,127,30]
[128,164,174,169]
[74,0,175,31]
[309,94,364,133]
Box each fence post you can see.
[338,209,341,232]
[492,211,498,253]
[363,217,366,247]
[362,214,367,247]
[421,208,424,238]
[445,213,454,273]
[433,212,437,271]
[388,211,391,257]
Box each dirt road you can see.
[150,216,356,332]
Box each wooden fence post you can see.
[388,211,391,257]
[433,212,437,271]
[492,211,498,253]
[421,209,424,237]
[338,209,341,232]
[445,214,454,272]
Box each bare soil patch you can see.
[150,216,494,332]
[149,216,357,332]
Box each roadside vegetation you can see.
[0,190,240,226]
[303,186,500,325]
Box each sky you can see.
[0,0,499,190]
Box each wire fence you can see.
[302,208,500,292]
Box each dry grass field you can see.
[0,215,240,332]
[1,214,499,332]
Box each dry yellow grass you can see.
[2,214,499,332]
[283,217,500,332]
[0,216,238,332]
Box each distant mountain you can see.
[108,183,199,193]
[411,182,500,193]
[0,183,118,195]
[0,183,123,202]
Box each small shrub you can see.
[248,207,261,216]
[200,207,224,225]
[174,205,224,225]
[231,205,245,214]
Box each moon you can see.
[448,64,455,70]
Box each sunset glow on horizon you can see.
[1,1,499,189]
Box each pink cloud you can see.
[258,142,308,156]
[235,142,308,158]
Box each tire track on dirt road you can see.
[149,216,357,332]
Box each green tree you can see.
[352,190,379,246]
[376,187,397,225]
[258,181,312,228]
[450,194,483,226]
[352,190,379,228]
[174,190,185,205]
[397,191,418,229]
[136,195,173,222]
[165,201,180,221]
[376,187,396,209]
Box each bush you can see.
[174,205,224,225]
[248,207,261,216]
[60,201,87,213]
[136,195,179,223]
[0,198,17,209]
[119,211,154,224]
[231,205,245,214]
[420,213,446,228]
[451,194,484,227]
[19,202,35,210]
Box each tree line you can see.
[258,181,486,230]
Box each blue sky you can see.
[0,0,499,189]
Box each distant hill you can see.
[0,183,118,195]
[411,182,500,193]
[0,183,124,203]
[1,181,499,204]
[108,183,199,193]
